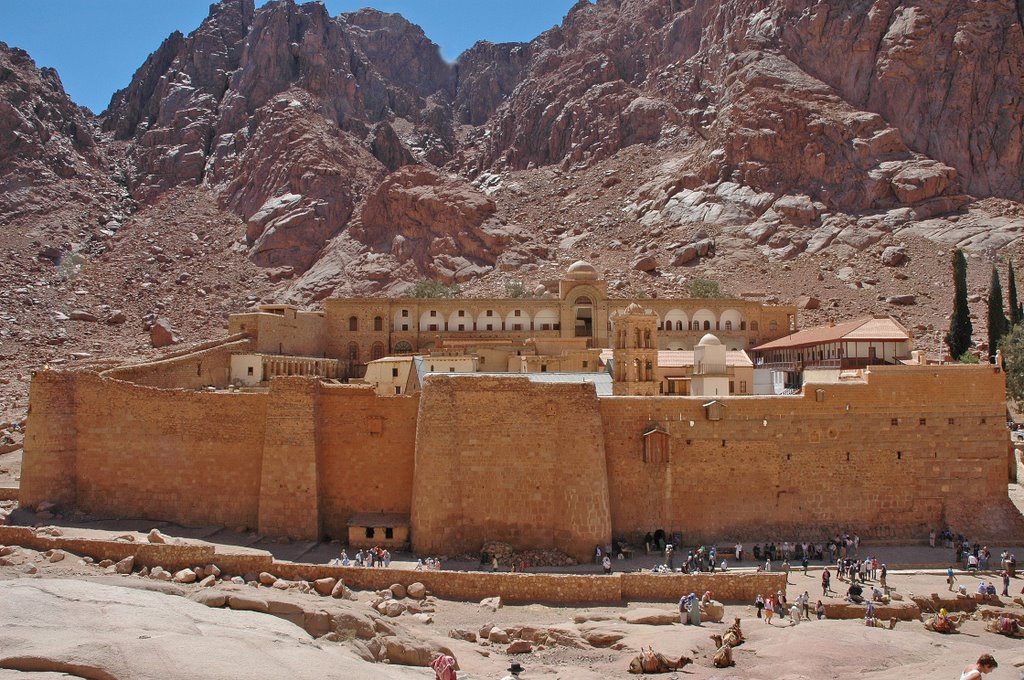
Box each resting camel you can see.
[709,618,745,668]
[627,649,693,674]
[923,612,966,634]
[864,617,898,629]
[985,615,1023,638]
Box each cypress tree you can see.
[988,265,1009,363]
[946,249,972,360]
[1008,259,1022,327]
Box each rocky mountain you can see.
[1,0,1024,429]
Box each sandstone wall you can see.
[72,374,267,529]
[411,375,611,561]
[602,364,1012,543]
[318,385,419,540]
[100,335,253,389]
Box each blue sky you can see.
[0,0,580,113]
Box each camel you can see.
[923,612,965,633]
[985,615,1023,638]
[864,617,898,629]
[709,617,745,668]
[627,648,693,674]
[712,643,734,668]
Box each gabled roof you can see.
[753,316,911,351]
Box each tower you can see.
[611,302,659,396]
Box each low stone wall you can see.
[0,527,780,605]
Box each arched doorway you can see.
[574,296,593,339]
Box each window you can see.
[429,310,437,317]
[401,324,408,331]
[394,386,401,395]
[981,417,987,424]
[541,324,551,330]
[365,527,375,539]
[392,367,399,377]
[514,309,521,317]
[583,361,588,368]
[739,380,746,392]
[486,310,493,317]
[371,343,385,360]
[541,364,548,372]
[891,418,899,426]
[725,321,732,331]
[349,316,358,331]
[458,310,465,317]
[513,324,522,331]
[703,320,711,330]
[948,418,955,425]
[449,367,455,372]
[385,527,394,539]
[740,321,746,330]
[919,418,926,426]
[401,309,409,317]
[374,316,383,331]
[430,365,435,371]
[897,451,902,460]
[429,324,438,331]
[458,324,465,331]
[247,366,254,376]
[486,323,493,331]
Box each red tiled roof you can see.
[753,316,911,351]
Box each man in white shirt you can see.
[501,662,525,680]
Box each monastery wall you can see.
[411,375,611,562]
[601,364,1011,544]
[317,385,419,540]
[100,335,253,389]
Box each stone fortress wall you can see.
[20,338,1021,561]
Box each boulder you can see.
[633,255,659,272]
[330,580,347,599]
[69,310,97,322]
[147,529,169,544]
[581,629,625,647]
[406,582,426,599]
[886,295,916,306]
[621,608,677,625]
[795,296,820,310]
[313,577,337,596]
[449,628,477,642]
[700,599,726,622]
[189,590,227,607]
[382,635,452,667]
[880,246,908,266]
[106,310,127,325]
[150,319,178,348]
[172,569,197,584]
[389,583,407,599]
[114,556,134,574]
[258,572,277,586]
[384,601,407,617]
[199,575,216,588]
[671,246,698,266]
[479,596,502,612]
[506,640,533,654]
[488,628,510,644]
[227,593,270,613]
[412,613,434,624]
[48,550,66,563]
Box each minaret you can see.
[611,302,659,396]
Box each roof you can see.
[347,512,410,527]
[598,349,753,368]
[753,316,911,351]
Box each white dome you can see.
[698,333,722,346]
[566,260,598,281]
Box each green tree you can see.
[1008,259,1022,326]
[404,280,461,299]
[687,278,723,299]
[945,249,972,360]
[505,280,530,299]
[987,264,1009,363]
[1001,324,1024,405]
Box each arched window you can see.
[676,321,683,331]
[703,320,711,331]
[725,321,732,331]
[394,340,412,353]
[371,342,385,360]
[349,316,358,331]
[348,343,359,362]
[374,316,383,331]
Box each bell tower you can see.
[611,303,659,396]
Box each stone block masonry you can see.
[18,359,1022,560]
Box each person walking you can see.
[947,566,957,592]
[754,594,764,619]
[602,554,612,574]
[1002,570,1010,597]
[764,596,774,624]
[822,568,831,596]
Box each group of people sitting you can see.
[330,546,392,568]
